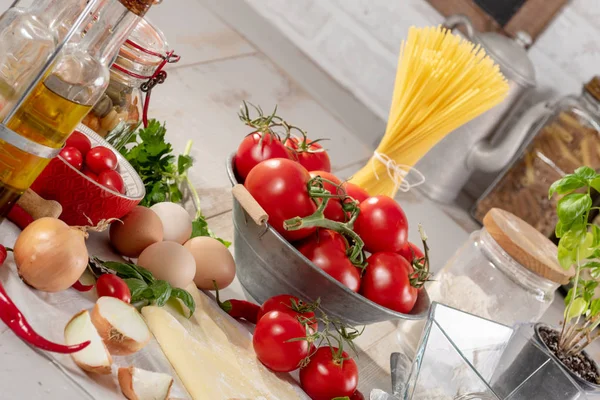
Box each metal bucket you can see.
[226,154,430,326]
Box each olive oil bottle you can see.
[0,0,154,217]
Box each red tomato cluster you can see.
[246,293,359,400]
[62,131,126,194]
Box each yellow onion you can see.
[14,218,89,292]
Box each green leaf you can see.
[132,264,156,284]
[557,193,592,225]
[566,297,588,320]
[549,175,587,199]
[560,227,587,250]
[591,177,600,193]
[123,278,148,300]
[565,287,574,306]
[191,215,232,248]
[101,261,144,281]
[171,288,196,317]
[575,166,597,181]
[558,242,576,270]
[150,280,172,307]
[177,154,193,175]
[590,299,600,317]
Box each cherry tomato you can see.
[350,390,366,400]
[398,241,424,264]
[60,146,83,170]
[81,168,98,181]
[309,170,345,222]
[97,170,125,194]
[96,274,131,303]
[66,131,92,156]
[354,196,408,253]
[360,252,417,314]
[253,311,310,372]
[299,347,358,400]
[245,158,317,241]
[297,230,361,292]
[86,146,118,174]
[257,294,318,332]
[235,132,290,181]
[342,182,369,203]
[285,136,331,172]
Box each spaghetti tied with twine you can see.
[371,151,425,193]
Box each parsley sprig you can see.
[121,120,230,247]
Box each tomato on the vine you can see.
[398,241,424,264]
[96,274,131,303]
[257,294,318,332]
[245,158,317,241]
[285,136,331,172]
[299,346,359,400]
[309,170,345,222]
[342,182,369,204]
[349,390,366,400]
[253,310,310,372]
[354,196,408,253]
[235,132,290,181]
[297,230,360,292]
[360,252,417,314]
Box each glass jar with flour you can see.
[401,208,573,355]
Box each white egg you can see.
[150,202,193,244]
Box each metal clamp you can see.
[0,124,62,159]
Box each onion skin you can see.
[90,300,149,355]
[14,218,89,292]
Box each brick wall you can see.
[245,0,600,120]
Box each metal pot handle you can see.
[232,184,268,226]
[443,14,476,40]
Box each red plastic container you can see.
[31,125,145,226]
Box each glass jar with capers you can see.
[82,18,171,149]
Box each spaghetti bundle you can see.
[350,26,509,197]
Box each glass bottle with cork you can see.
[0,0,155,217]
[0,0,88,120]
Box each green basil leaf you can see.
[590,299,600,317]
[123,278,148,299]
[558,242,576,270]
[549,175,586,199]
[560,227,586,250]
[575,166,597,181]
[171,288,196,317]
[555,221,566,238]
[566,297,588,320]
[591,177,600,193]
[128,263,155,284]
[557,193,592,225]
[149,280,172,307]
[101,261,144,281]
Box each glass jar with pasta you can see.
[474,76,600,237]
[81,18,173,149]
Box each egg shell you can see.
[137,241,196,289]
[109,206,163,257]
[184,237,236,290]
[150,202,193,244]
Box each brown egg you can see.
[109,206,163,257]
[138,241,196,289]
[184,237,236,290]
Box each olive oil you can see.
[0,80,91,213]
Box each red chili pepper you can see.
[0,245,90,353]
[72,280,94,292]
[7,204,34,230]
[213,282,260,323]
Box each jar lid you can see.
[483,208,574,284]
[584,76,600,102]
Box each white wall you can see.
[245,0,600,120]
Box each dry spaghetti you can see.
[350,25,509,197]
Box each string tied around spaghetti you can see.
[371,151,425,193]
